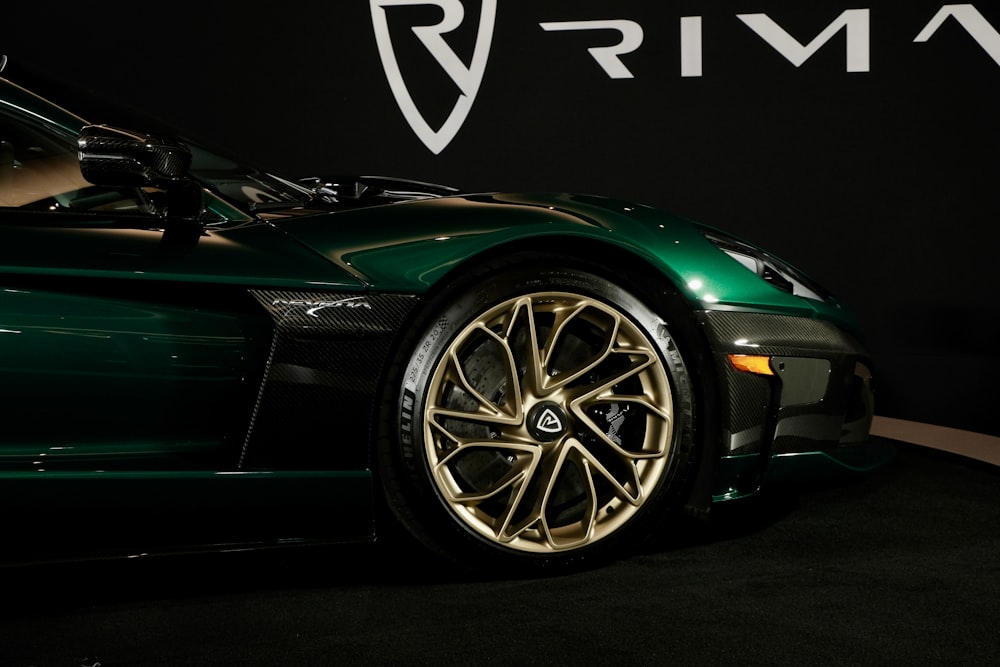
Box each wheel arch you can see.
[370,236,724,544]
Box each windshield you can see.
[0,58,311,213]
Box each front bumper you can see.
[696,310,882,500]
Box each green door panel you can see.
[0,211,362,470]
[0,281,272,470]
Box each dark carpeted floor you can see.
[2,440,998,666]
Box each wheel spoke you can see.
[510,297,546,396]
[570,349,673,459]
[428,325,523,425]
[537,441,599,549]
[430,434,544,544]
[434,439,539,503]
[536,301,618,394]
[564,437,643,505]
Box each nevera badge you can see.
[371,0,496,154]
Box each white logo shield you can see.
[536,408,563,434]
[371,0,496,154]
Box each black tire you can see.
[376,255,697,575]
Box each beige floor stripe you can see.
[871,415,1000,468]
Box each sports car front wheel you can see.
[378,258,696,574]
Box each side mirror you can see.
[77,124,202,217]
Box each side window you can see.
[0,108,149,213]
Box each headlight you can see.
[701,228,831,302]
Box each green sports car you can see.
[0,56,886,574]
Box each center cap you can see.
[527,402,569,442]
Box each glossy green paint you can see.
[0,468,371,501]
[0,281,270,471]
[765,440,898,484]
[711,454,766,501]
[275,192,860,331]
[712,440,897,502]
[0,216,363,289]
[0,213,352,476]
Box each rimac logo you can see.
[372,3,1000,154]
[534,408,563,434]
[371,0,496,155]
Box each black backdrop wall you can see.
[3,1,997,436]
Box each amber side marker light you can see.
[727,353,774,376]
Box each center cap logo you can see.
[371,0,496,154]
[527,402,568,442]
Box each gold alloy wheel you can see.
[423,292,675,554]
